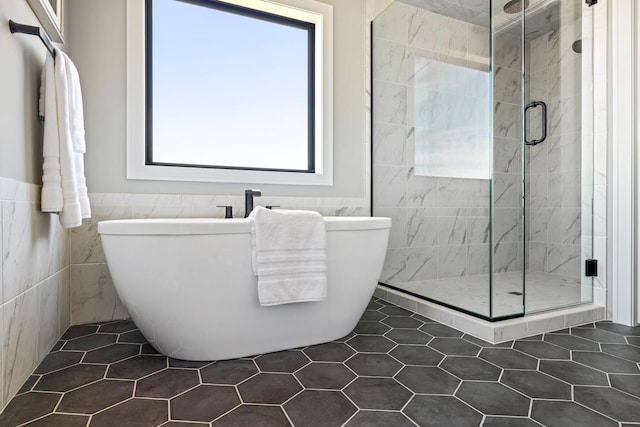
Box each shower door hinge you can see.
[585,259,598,277]
[586,0,597,6]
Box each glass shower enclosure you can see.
[372,0,593,320]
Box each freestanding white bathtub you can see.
[98,216,391,361]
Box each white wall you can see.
[0,0,71,410]
[67,0,368,199]
[1,0,48,183]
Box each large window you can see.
[127,0,333,185]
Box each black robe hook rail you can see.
[9,20,56,58]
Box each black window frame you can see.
[145,0,316,173]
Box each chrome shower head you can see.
[503,0,530,14]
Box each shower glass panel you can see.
[372,0,495,318]
[372,0,593,320]
[491,1,525,318]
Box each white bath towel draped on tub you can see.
[249,207,327,306]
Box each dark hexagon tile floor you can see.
[1,301,640,426]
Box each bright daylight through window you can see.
[149,0,314,172]
[126,0,333,185]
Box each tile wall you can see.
[493,31,525,276]
[0,177,70,410]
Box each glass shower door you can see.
[522,0,594,313]
[490,0,594,318]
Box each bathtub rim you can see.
[98,216,392,235]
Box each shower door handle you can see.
[524,101,547,146]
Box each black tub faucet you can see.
[244,189,261,217]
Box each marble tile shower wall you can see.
[493,31,525,276]
[68,192,370,325]
[373,3,524,286]
[525,17,583,281]
[0,177,70,411]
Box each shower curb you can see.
[374,285,606,343]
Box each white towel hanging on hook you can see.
[39,47,91,228]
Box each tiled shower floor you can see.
[1,297,639,427]
[399,271,583,317]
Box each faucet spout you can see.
[244,189,261,217]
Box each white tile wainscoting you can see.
[0,177,71,411]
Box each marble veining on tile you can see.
[2,202,38,302]
[0,177,72,412]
